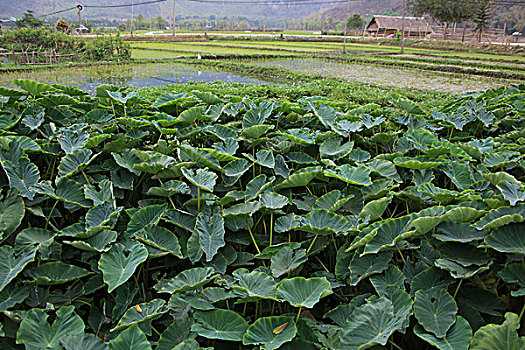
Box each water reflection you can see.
[0,62,275,92]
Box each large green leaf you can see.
[85,202,122,232]
[109,324,152,350]
[0,246,36,292]
[414,288,458,338]
[157,318,195,350]
[362,216,411,254]
[98,243,149,293]
[369,265,405,295]
[127,204,168,235]
[260,192,289,210]
[155,267,216,294]
[394,156,445,169]
[15,228,53,256]
[434,222,488,243]
[0,189,25,240]
[340,297,404,350]
[194,209,225,262]
[324,165,372,186]
[25,262,91,285]
[66,230,118,253]
[498,263,525,296]
[278,128,315,145]
[232,269,276,299]
[470,312,525,350]
[60,334,108,350]
[244,149,275,168]
[497,181,525,206]
[320,137,354,160]
[191,309,249,341]
[474,204,525,230]
[480,223,525,255]
[274,167,321,189]
[348,250,393,286]
[2,158,40,199]
[276,277,332,308]
[0,284,30,312]
[415,316,472,350]
[112,299,168,331]
[271,247,307,278]
[435,258,488,279]
[13,79,57,97]
[295,209,352,235]
[35,178,91,207]
[58,149,95,178]
[16,306,85,349]
[135,225,182,258]
[243,316,297,350]
[58,131,89,155]
[181,167,218,192]
[147,180,191,197]
[112,150,142,175]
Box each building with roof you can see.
[366,15,432,38]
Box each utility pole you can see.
[131,0,134,37]
[172,0,176,39]
[342,0,350,54]
[401,0,406,54]
[263,7,268,32]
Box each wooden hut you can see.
[366,16,432,38]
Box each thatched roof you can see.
[366,15,431,32]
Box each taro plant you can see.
[0,79,524,349]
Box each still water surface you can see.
[1,62,275,92]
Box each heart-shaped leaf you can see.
[99,243,148,292]
[276,277,332,308]
[16,306,85,349]
[243,316,296,350]
[191,309,249,341]
[414,288,458,338]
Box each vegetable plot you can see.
[0,79,524,349]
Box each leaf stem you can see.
[453,279,463,299]
[197,187,201,212]
[269,212,274,246]
[110,98,116,116]
[388,339,404,350]
[150,322,161,336]
[306,234,318,255]
[45,200,59,230]
[157,175,176,210]
[246,220,262,255]
[81,170,91,186]
[519,301,525,321]
[295,307,301,323]
[395,244,406,264]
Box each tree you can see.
[407,0,476,37]
[55,19,69,33]
[15,10,47,29]
[473,0,497,42]
[347,14,364,34]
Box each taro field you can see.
[0,77,524,350]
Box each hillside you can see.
[0,0,336,21]
[305,0,403,22]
